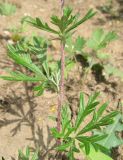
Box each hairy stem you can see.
[60,0,64,15]
[57,42,65,132]
[57,0,65,144]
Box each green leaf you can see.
[8,44,46,79]
[87,146,113,160]
[0,71,42,82]
[87,28,118,51]
[25,17,59,34]
[97,102,108,120]
[99,111,119,125]
[74,36,86,52]
[77,135,107,145]
[50,127,63,138]
[33,83,46,96]
[50,92,119,158]
[75,92,85,129]
[42,61,50,78]
[67,147,75,160]
[72,146,80,153]
[64,127,75,139]
[84,142,90,155]
[75,92,100,131]
[61,104,72,133]
[66,9,96,33]
[77,107,118,136]
[55,140,72,151]
[18,147,38,160]
[51,7,79,33]
[66,60,75,71]
[88,92,100,104]
[93,114,123,149]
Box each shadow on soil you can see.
[0,82,57,160]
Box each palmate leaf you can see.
[93,114,123,149]
[25,16,59,34]
[0,36,60,95]
[25,8,96,37]
[8,44,46,79]
[65,36,86,56]
[87,28,118,51]
[52,92,118,159]
[51,7,77,33]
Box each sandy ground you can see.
[0,0,123,159]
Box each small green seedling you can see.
[18,147,38,160]
[0,2,16,16]
[0,147,38,160]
